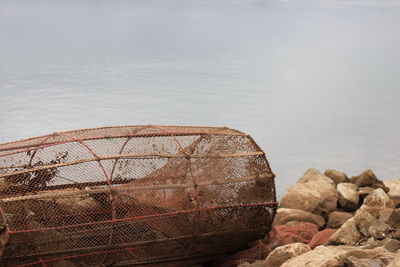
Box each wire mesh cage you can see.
[0,125,277,267]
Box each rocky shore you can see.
[234,168,400,267]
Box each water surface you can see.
[1,0,400,196]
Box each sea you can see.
[1,0,400,197]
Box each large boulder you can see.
[384,180,400,207]
[327,211,353,229]
[264,243,311,267]
[297,168,335,187]
[273,208,325,229]
[328,217,363,245]
[337,183,359,211]
[280,246,344,267]
[280,170,338,216]
[350,169,389,192]
[324,169,350,185]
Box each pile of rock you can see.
[239,168,400,267]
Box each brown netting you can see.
[0,125,277,266]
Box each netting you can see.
[0,125,277,266]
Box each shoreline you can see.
[231,168,400,266]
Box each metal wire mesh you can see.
[0,125,277,266]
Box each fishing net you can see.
[0,125,277,266]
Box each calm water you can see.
[1,0,400,197]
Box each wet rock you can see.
[327,211,353,229]
[267,222,318,247]
[308,228,337,249]
[280,246,344,267]
[297,168,336,187]
[384,180,400,207]
[324,169,350,185]
[280,172,338,216]
[273,208,325,229]
[337,183,359,211]
[351,169,389,192]
[265,243,311,267]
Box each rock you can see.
[344,256,381,267]
[350,190,398,243]
[238,260,267,267]
[363,238,400,253]
[308,229,337,249]
[352,247,395,266]
[297,168,336,187]
[382,239,400,253]
[329,208,393,246]
[355,211,393,240]
[280,172,338,216]
[387,252,400,267]
[324,169,350,185]
[384,180,400,207]
[267,222,318,247]
[337,183,360,211]
[359,188,395,222]
[282,221,304,227]
[273,208,325,229]
[327,211,353,229]
[265,243,311,267]
[281,246,344,267]
[329,246,395,266]
[387,209,400,229]
[358,187,375,201]
[351,169,389,192]
[328,217,363,245]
